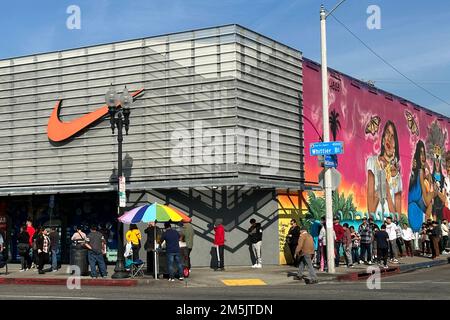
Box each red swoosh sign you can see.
[47,89,144,142]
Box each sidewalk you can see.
[0,255,448,287]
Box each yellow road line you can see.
[221,279,267,286]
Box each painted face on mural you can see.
[383,124,396,159]
[420,146,426,167]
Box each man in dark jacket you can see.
[375,224,389,268]
[160,222,184,281]
[248,219,263,268]
[286,219,301,267]
[49,227,59,272]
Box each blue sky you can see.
[1,0,449,116]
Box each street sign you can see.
[119,176,126,207]
[310,141,344,156]
[324,154,338,168]
[318,168,341,191]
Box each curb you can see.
[0,277,138,287]
[336,258,449,282]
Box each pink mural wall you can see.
[303,59,450,231]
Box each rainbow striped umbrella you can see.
[118,202,191,224]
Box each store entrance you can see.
[0,192,118,264]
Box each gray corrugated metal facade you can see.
[0,25,302,196]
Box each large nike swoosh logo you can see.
[47,89,144,142]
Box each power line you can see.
[328,13,450,107]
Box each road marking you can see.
[0,295,100,300]
[221,279,267,286]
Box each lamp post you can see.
[320,0,347,274]
[106,84,132,279]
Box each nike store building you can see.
[0,25,303,266]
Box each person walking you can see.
[358,217,373,264]
[180,221,194,270]
[160,222,184,281]
[248,219,263,268]
[213,219,225,271]
[401,223,414,257]
[286,219,301,267]
[35,227,50,274]
[86,225,107,278]
[385,217,399,263]
[126,224,142,261]
[375,224,389,268]
[294,226,318,284]
[333,217,345,267]
[17,225,30,271]
[49,227,59,271]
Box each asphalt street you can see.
[0,264,448,300]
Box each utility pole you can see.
[320,0,347,273]
[320,5,335,274]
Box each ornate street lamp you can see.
[106,84,132,279]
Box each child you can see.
[375,224,389,269]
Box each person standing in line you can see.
[441,219,449,254]
[17,225,30,271]
[248,219,263,268]
[349,226,360,265]
[385,217,399,263]
[160,222,184,281]
[401,223,415,257]
[294,226,318,284]
[375,224,390,269]
[342,223,353,268]
[26,218,36,268]
[318,217,335,271]
[430,221,441,259]
[35,227,51,274]
[126,224,142,262]
[213,219,225,271]
[86,225,107,278]
[144,222,161,275]
[49,227,59,272]
[333,217,345,267]
[286,219,301,267]
[420,223,431,256]
[358,217,373,264]
[180,221,194,271]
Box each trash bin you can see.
[70,244,89,276]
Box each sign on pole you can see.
[310,141,344,156]
[318,168,341,191]
[119,176,126,207]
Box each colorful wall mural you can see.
[302,59,450,233]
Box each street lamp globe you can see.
[105,83,117,108]
[120,86,132,110]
